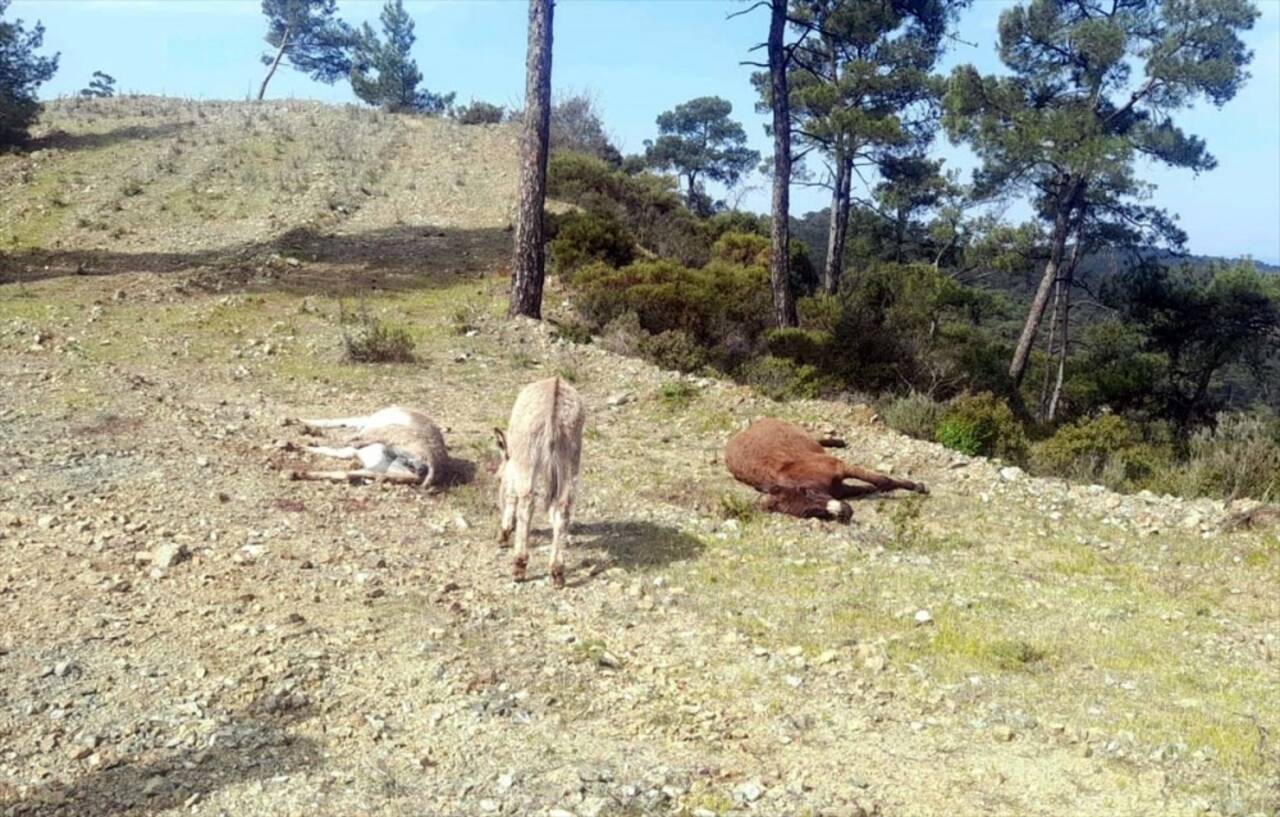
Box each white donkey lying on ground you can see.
[286,406,450,489]
[495,377,586,587]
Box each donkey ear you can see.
[493,427,507,456]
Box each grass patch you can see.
[658,381,698,411]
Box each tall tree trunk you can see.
[1008,179,1080,386]
[1047,233,1084,422]
[1037,280,1063,421]
[823,150,852,295]
[258,27,291,102]
[1046,280,1071,422]
[508,0,554,320]
[768,0,797,327]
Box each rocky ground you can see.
[0,100,1277,817]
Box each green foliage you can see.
[638,330,707,374]
[643,96,759,212]
[936,392,1029,463]
[0,0,59,148]
[548,319,592,346]
[710,231,768,267]
[548,151,707,265]
[259,0,355,90]
[1171,412,1280,501]
[350,0,453,114]
[884,391,945,441]
[569,258,773,352]
[1031,414,1166,491]
[657,381,698,411]
[718,492,760,523]
[550,92,621,165]
[341,314,415,363]
[935,418,983,457]
[451,100,505,125]
[740,356,829,402]
[1105,261,1280,427]
[548,210,635,275]
[78,70,115,99]
[945,0,1258,257]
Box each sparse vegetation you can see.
[339,302,415,362]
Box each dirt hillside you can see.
[0,98,1277,817]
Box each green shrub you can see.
[548,210,635,274]
[658,381,698,410]
[548,319,593,345]
[452,100,505,125]
[740,355,829,401]
[568,258,772,351]
[936,392,1029,463]
[1031,414,1167,491]
[548,152,709,265]
[884,392,944,440]
[639,329,707,373]
[763,327,834,369]
[1171,412,1280,500]
[342,317,415,363]
[935,418,983,456]
[710,231,768,266]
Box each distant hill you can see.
[0,96,519,261]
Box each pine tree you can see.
[777,0,965,294]
[0,0,58,149]
[79,71,116,99]
[643,96,760,214]
[258,0,355,101]
[943,0,1260,388]
[350,0,454,114]
[508,0,554,319]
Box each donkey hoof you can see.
[827,499,853,524]
[915,482,930,495]
[497,530,512,548]
[550,565,566,588]
[512,554,528,582]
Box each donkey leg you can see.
[548,492,574,588]
[498,485,517,546]
[303,445,360,459]
[299,416,369,430]
[512,491,535,582]
[841,464,928,495]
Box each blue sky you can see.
[14,0,1280,263]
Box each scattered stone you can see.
[606,392,633,408]
[999,466,1024,482]
[735,779,765,803]
[152,542,190,570]
[914,609,933,626]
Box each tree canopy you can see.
[350,0,454,114]
[644,96,760,214]
[943,0,1260,386]
[258,0,355,100]
[0,0,58,148]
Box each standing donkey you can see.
[495,377,585,587]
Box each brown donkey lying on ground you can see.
[725,418,927,522]
[495,377,586,587]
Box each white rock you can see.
[999,466,1024,482]
[152,542,190,570]
[914,609,933,626]
[735,779,765,802]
